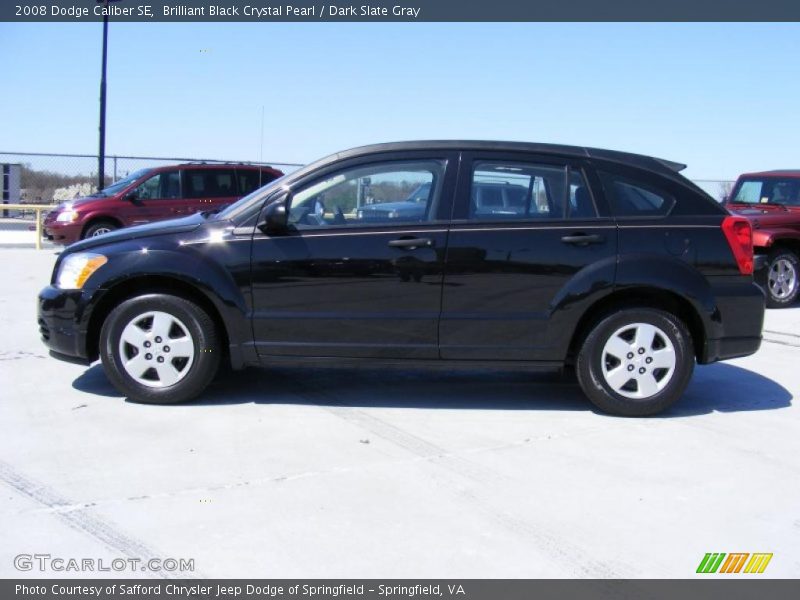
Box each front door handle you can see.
[561,233,605,246]
[388,237,433,249]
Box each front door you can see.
[122,169,183,225]
[440,152,618,361]
[250,152,457,358]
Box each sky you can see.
[0,22,799,181]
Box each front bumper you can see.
[38,285,93,363]
[43,220,82,245]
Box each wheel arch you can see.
[85,275,232,367]
[567,287,707,365]
[81,215,124,238]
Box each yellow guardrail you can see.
[1,203,56,250]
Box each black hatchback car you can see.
[38,141,765,416]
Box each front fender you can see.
[81,240,253,365]
[753,227,799,250]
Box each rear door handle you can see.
[561,233,605,246]
[389,237,433,249]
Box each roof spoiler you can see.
[654,157,687,172]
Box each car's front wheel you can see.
[99,294,220,404]
[83,221,118,239]
[576,308,694,416]
[765,250,800,308]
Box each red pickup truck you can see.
[725,170,800,307]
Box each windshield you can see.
[94,168,153,197]
[214,173,289,221]
[729,178,800,207]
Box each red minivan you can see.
[44,163,283,245]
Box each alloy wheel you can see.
[118,311,195,388]
[600,322,676,399]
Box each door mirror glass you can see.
[258,196,289,233]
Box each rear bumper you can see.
[38,285,92,362]
[700,279,765,364]
[703,336,762,363]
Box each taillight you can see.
[721,216,754,275]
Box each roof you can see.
[739,170,800,178]
[303,140,687,178]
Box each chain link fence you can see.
[0,150,734,248]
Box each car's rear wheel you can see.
[83,220,118,239]
[576,308,694,416]
[765,250,799,308]
[99,294,220,404]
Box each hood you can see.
[727,204,800,225]
[65,214,206,253]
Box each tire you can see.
[576,308,694,417]
[99,294,220,404]
[765,250,800,308]
[83,220,118,239]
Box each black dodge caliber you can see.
[38,141,765,416]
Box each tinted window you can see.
[567,169,596,219]
[288,161,444,229]
[599,172,675,217]
[183,169,237,198]
[731,178,800,207]
[133,170,180,200]
[238,169,275,195]
[469,162,594,220]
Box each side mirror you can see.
[125,190,140,203]
[258,197,289,233]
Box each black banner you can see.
[4,580,800,600]
[4,0,800,22]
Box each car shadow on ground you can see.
[72,361,792,417]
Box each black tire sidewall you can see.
[99,294,220,404]
[577,308,694,417]
[766,251,800,308]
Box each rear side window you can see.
[599,172,675,218]
[238,169,275,195]
[183,169,238,198]
[469,162,596,220]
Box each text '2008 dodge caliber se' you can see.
[38,141,765,416]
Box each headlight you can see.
[56,253,108,289]
[55,210,79,223]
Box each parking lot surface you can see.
[1,248,798,578]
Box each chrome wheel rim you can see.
[600,322,676,400]
[91,227,112,237]
[118,311,195,388]
[768,258,797,299]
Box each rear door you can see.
[181,168,239,215]
[237,168,277,196]
[440,152,618,361]
[249,151,457,359]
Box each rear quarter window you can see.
[599,172,675,218]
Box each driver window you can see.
[135,173,162,200]
[133,170,180,200]
[288,160,444,229]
